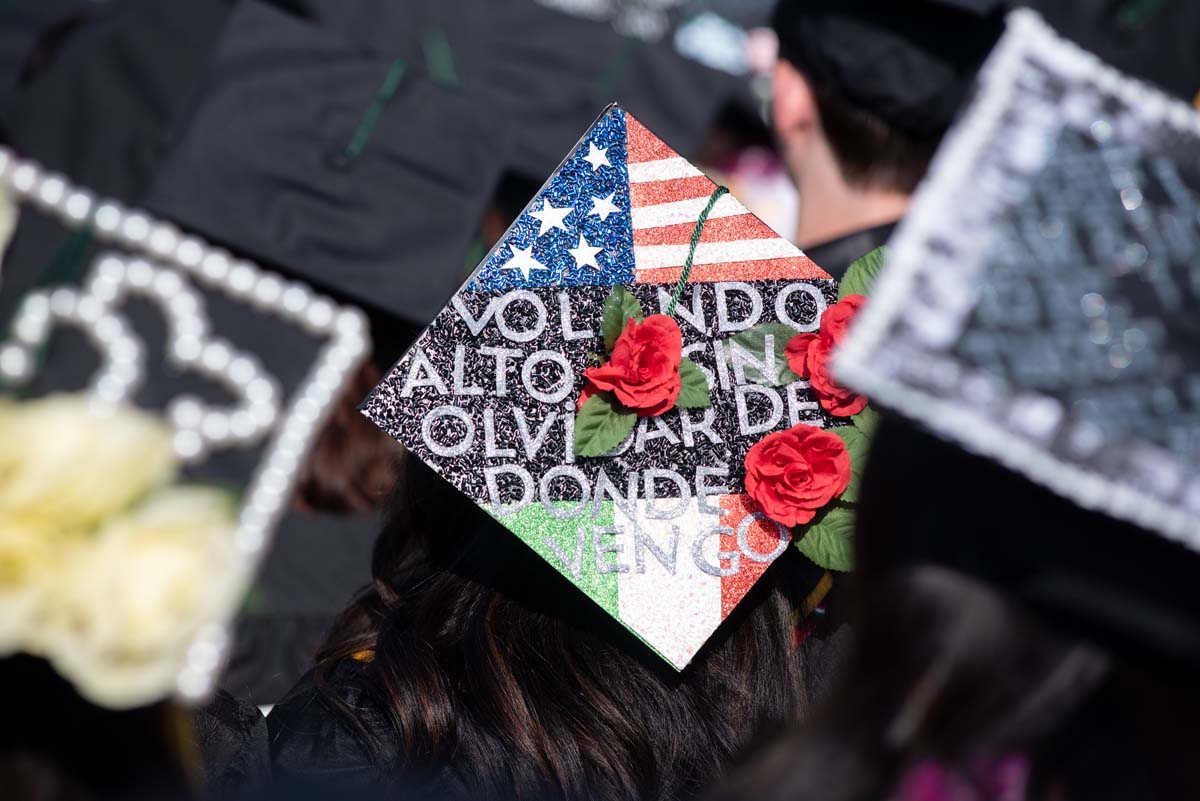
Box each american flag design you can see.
[367,105,837,669]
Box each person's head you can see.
[714,417,1200,801]
[770,1,1004,242]
[317,452,821,801]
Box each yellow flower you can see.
[0,395,176,530]
[33,486,241,709]
[0,518,60,654]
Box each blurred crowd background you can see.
[0,0,807,705]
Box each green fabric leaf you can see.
[851,404,880,437]
[725,323,801,386]
[830,425,870,503]
[794,505,855,572]
[676,358,712,409]
[601,286,644,353]
[574,392,636,457]
[838,246,887,300]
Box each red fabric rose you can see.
[785,294,868,417]
[583,314,682,416]
[744,425,851,528]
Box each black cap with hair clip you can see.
[771,0,1007,138]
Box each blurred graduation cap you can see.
[771,0,1200,141]
[0,0,507,328]
[142,0,506,327]
[0,148,370,705]
[836,11,1200,667]
[281,0,761,182]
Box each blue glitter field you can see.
[468,106,636,291]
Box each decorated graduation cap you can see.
[365,104,879,669]
[0,149,369,707]
[835,11,1200,660]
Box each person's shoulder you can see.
[266,657,394,789]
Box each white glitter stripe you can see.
[633,238,803,270]
[630,193,746,229]
[627,157,705,184]
[614,500,724,670]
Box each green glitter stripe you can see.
[501,502,619,619]
[666,185,729,316]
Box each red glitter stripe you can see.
[629,175,716,208]
[718,495,776,619]
[626,114,678,163]
[633,214,787,247]
[635,255,831,285]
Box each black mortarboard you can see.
[837,11,1200,668]
[283,0,758,182]
[771,0,1006,138]
[0,0,231,204]
[142,0,505,327]
[0,149,371,706]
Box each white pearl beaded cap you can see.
[0,147,372,704]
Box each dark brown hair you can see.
[809,82,942,195]
[292,359,402,514]
[713,418,1200,801]
[314,453,817,800]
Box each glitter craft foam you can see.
[365,105,839,669]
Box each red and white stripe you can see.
[625,116,830,285]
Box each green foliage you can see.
[794,505,855,572]
[675,358,712,409]
[838,246,887,300]
[726,323,802,386]
[601,286,644,353]
[573,392,636,457]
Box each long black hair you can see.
[714,418,1200,801]
[312,452,821,800]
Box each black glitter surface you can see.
[364,279,840,505]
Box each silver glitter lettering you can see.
[635,415,681,452]
[642,469,691,520]
[495,290,547,343]
[682,342,716,390]
[539,465,591,519]
[711,338,733,391]
[694,465,729,514]
[483,408,515,458]
[562,400,576,463]
[559,291,593,341]
[680,407,722,448]
[452,344,484,396]
[632,523,679,574]
[786,382,821,426]
[451,294,499,336]
[521,350,573,404]
[513,407,559,458]
[545,527,586,578]
[715,282,762,333]
[728,336,776,386]
[692,525,740,577]
[737,512,790,563]
[593,469,637,519]
[400,347,449,397]
[420,405,474,457]
[479,345,523,395]
[658,284,706,334]
[736,384,783,435]
[592,526,629,574]
[775,283,827,332]
[484,464,534,515]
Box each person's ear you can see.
[772,59,819,149]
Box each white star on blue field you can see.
[469,107,636,291]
